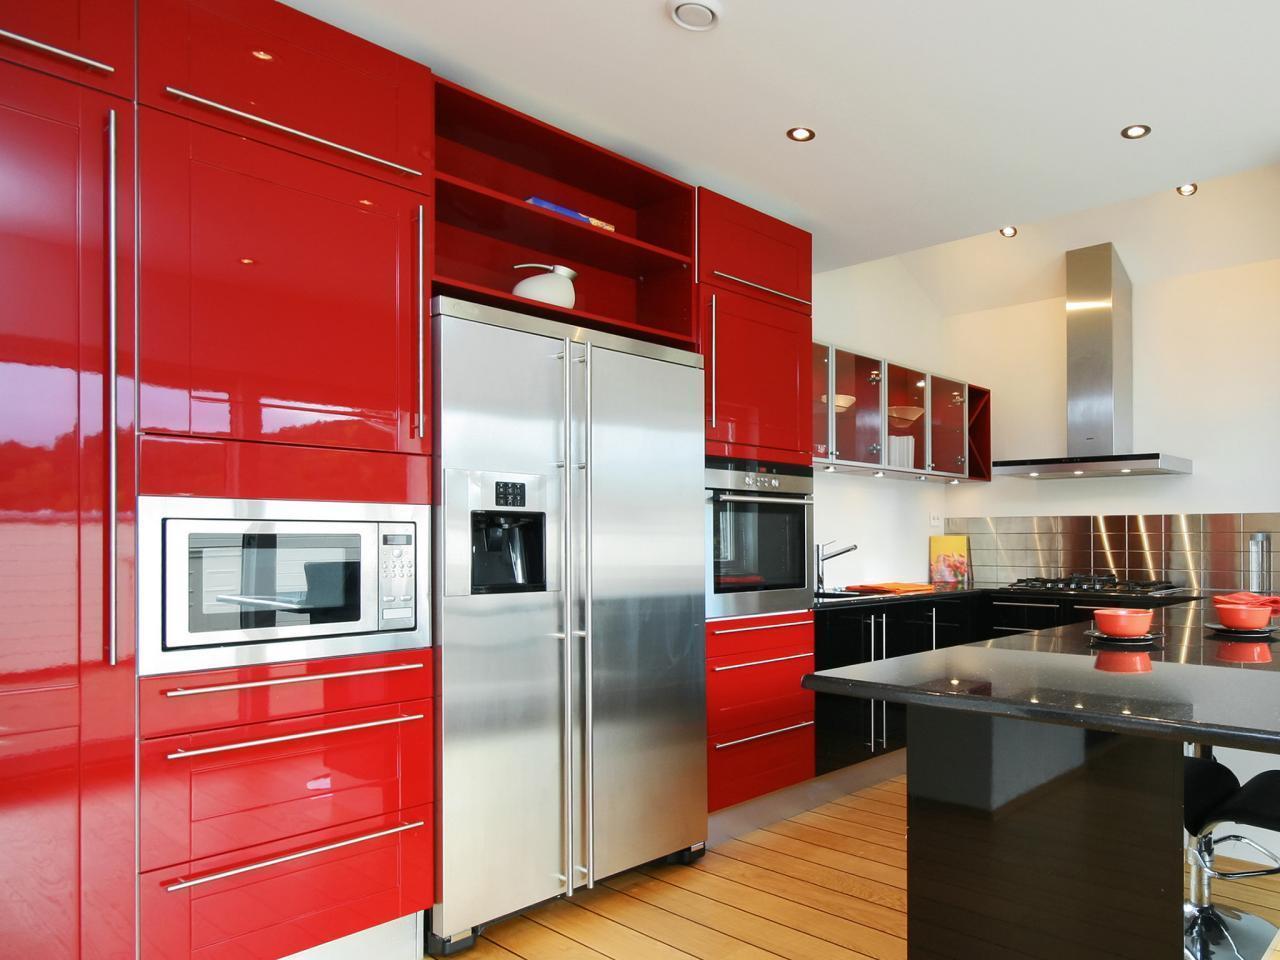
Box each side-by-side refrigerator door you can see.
[434,315,571,938]
[577,343,707,883]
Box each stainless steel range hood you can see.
[993,242,1192,479]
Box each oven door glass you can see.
[164,520,379,649]
[712,497,807,594]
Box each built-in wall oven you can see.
[138,497,430,676]
[705,460,814,618]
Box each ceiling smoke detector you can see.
[667,0,723,31]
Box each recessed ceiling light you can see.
[786,126,815,142]
[251,50,273,61]
[1029,472,1040,477]
[998,225,1018,238]
[824,464,836,472]
[1175,182,1198,197]
[917,475,928,481]
[666,0,722,31]
[949,479,960,485]
[873,471,885,478]
[1121,124,1151,140]
[1120,468,1132,474]
[1073,470,1085,475]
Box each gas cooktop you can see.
[1004,574,1184,597]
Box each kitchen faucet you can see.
[815,540,858,593]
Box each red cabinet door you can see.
[698,188,811,312]
[0,60,138,959]
[0,0,133,98]
[139,107,430,454]
[139,0,432,188]
[702,286,812,462]
[707,714,815,812]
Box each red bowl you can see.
[1093,607,1154,638]
[1216,641,1273,665]
[1094,650,1153,673]
[1217,604,1272,631]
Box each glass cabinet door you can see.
[812,342,831,460]
[885,364,927,471]
[833,349,884,465]
[929,375,967,475]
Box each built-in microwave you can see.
[705,460,815,619]
[138,496,430,676]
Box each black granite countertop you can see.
[803,598,1280,751]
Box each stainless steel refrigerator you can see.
[429,297,707,952]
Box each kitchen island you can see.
[803,599,1280,959]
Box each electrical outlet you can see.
[929,512,943,528]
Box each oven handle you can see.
[164,662,423,697]
[215,594,308,611]
[716,494,814,505]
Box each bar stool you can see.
[1184,756,1280,959]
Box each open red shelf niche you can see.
[433,78,695,346]
[967,384,992,481]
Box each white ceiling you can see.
[285,0,1280,270]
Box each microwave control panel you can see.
[378,523,416,629]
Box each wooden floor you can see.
[456,774,1280,959]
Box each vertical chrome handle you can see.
[709,293,717,428]
[867,614,876,750]
[880,614,887,749]
[415,204,425,438]
[106,108,119,667]
[931,607,937,650]
[582,345,595,889]
[559,338,574,896]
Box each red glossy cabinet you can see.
[0,0,134,98]
[138,0,432,188]
[698,188,812,312]
[702,286,812,465]
[0,59,137,959]
[139,107,430,455]
[705,614,815,811]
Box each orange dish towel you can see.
[844,583,935,595]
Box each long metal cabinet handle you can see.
[416,204,425,436]
[0,27,115,72]
[106,108,119,667]
[867,614,876,750]
[993,601,1058,609]
[713,652,813,672]
[711,619,813,636]
[165,820,424,892]
[931,607,937,650]
[163,87,423,177]
[711,270,812,306]
[709,293,717,428]
[717,494,814,505]
[559,339,574,897]
[880,613,887,749]
[582,345,595,888]
[165,714,423,760]
[714,720,814,751]
[164,662,423,697]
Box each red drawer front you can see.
[140,804,432,960]
[706,645,814,738]
[708,714,815,812]
[139,0,432,187]
[140,650,432,739]
[698,188,811,312]
[0,0,134,98]
[706,613,813,660]
[139,435,432,505]
[141,699,431,871]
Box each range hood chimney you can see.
[993,242,1191,479]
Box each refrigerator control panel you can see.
[495,481,527,507]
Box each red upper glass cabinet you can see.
[811,343,830,459]
[929,374,968,476]
[833,349,885,467]
[138,107,429,455]
[0,0,134,99]
[885,363,927,473]
[702,287,811,464]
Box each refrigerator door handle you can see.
[559,338,574,897]
[582,344,595,888]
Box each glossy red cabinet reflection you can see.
[139,108,430,455]
[708,715,815,812]
[702,286,812,464]
[138,0,432,187]
[0,0,134,98]
[698,188,811,311]
[0,59,137,959]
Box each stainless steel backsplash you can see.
[944,514,1280,591]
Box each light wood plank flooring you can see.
[451,774,1280,959]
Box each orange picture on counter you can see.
[929,535,971,585]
